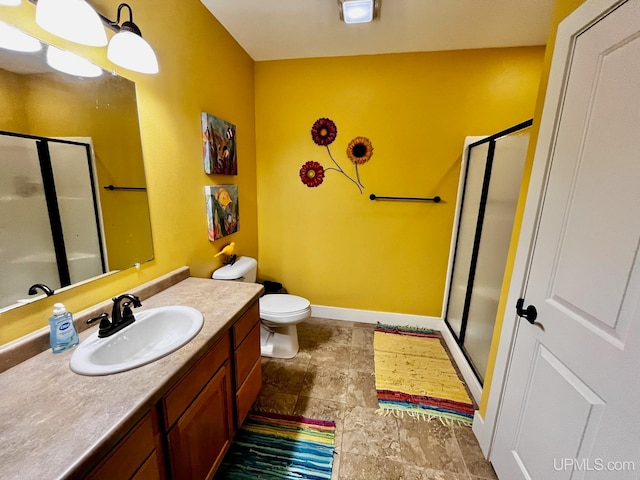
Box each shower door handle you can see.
[516,298,538,324]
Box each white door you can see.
[491,0,640,479]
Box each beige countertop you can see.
[0,276,263,479]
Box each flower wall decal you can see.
[299,117,373,194]
[311,117,337,146]
[300,161,325,187]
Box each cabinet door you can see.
[167,361,233,480]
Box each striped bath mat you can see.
[216,411,336,479]
[374,324,474,424]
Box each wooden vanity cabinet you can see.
[231,301,262,428]
[161,331,233,480]
[84,300,263,480]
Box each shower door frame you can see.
[444,119,532,384]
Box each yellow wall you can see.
[479,0,587,416]
[0,0,258,345]
[0,69,28,131]
[255,48,544,315]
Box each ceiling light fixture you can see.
[35,0,107,47]
[106,3,158,74]
[0,21,42,52]
[339,0,379,24]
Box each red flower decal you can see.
[311,118,337,146]
[299,161,325,187]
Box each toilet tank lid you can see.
[212,256,257,280]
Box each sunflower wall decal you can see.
[299,117,373,194]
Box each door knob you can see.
[516,298,538,324]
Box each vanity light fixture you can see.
[106,3,158,74]
[35,0,107,47]
[46,44,102,77]
[27,0,158,74]
[339,0,379,24]
[0,20,42,52]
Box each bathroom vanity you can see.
[0,270,263,479]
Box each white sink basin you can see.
[70,306,204,376]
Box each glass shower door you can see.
[463,130,529,382]
[445,121,531,383]
[447,142,490,338]
[49,141,105,284]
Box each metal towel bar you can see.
[369,194,441,203]
[103,185,147,191]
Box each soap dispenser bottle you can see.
[49,302,79,353]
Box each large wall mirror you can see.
[0,24,154,312]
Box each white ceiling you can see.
[200,0,555,62]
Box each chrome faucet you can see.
[87,294,142,338]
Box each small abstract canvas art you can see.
[205,185,239,240]
[202,112,237,175]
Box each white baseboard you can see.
[311,304,442,329]
[310,304,482,405]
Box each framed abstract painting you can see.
[205,185,239,240]
[202,112,237,175]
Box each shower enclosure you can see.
[445,120,532,383]
[0,131,106,307]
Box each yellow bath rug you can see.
[374,324,474,424]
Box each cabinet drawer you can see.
[88,410,159,480]
[236,359,262,427]
[162,332,230,429]
[233,301,259,348]
[234,322,261,387]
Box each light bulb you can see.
[0,21,42,52]
[36,0,107,47]
[46,45,102,77]
[107,30,158,74]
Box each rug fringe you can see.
[375,407,472,427]
[252,405,284,415]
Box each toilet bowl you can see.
[212,257,311,358]
[259,294,310,358]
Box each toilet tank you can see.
[212,256,257,282]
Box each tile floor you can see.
[253,318,499,480]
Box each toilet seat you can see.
[259,294,311,324]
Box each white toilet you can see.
[212,256,311,359]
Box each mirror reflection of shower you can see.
[0,131,106,308]
[445,120,532,384]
